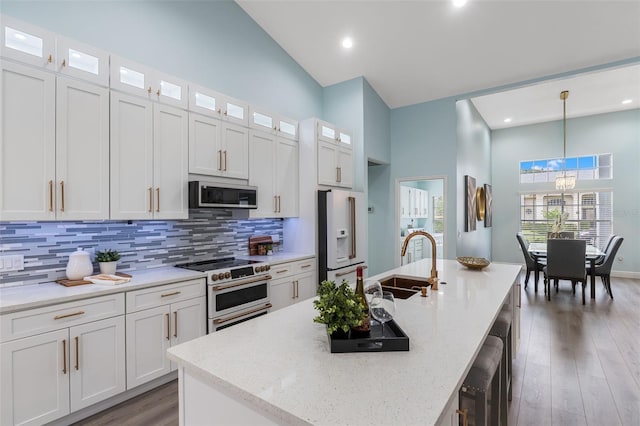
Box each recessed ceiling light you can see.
[622,99,633,105]
[504,118,512,123]
[341,37,353,49]
[452,0,468,8]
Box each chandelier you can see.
[555,90,575,191]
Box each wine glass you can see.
[363,279,382,306]
[369,291,396,337]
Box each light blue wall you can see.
[455,100,492,259]
[380,97,459,273]
[323,77,365,191]
[0,0,323,120]
[492,109,640,274]
[363,79,391,164]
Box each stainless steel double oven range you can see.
[177,257,271,332]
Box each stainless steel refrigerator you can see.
[318,189,367,285]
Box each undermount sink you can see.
[379,275,430,299]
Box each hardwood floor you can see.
[72,274,640,426]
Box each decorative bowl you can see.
[456,256,490,270]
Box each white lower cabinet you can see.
[270,258,316,312]
[125,279,206,389]
[0,295,125,426]
[436,392,461,426]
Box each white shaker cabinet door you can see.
[110,91,154,220]
[56,77,110,220]
[336,146,353,188]
[249,130,277,218]
[275,138,299,217]
[220,122,249,180]
[0,62,56,221]
[125,305,172,389]
[170,297,206,358]
[317,140,338,186]
[295,271,316,302]
[69,316,126,412]
[189,113,223,176]
[153,103,188,219]
[0,329,70,426]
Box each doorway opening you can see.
[396,176,446,267]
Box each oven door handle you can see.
[213,303,272,325]
[211,275,272,291]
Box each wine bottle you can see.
[352,266,370,336]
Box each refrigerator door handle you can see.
[348,196,356,259]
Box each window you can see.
[519,191,613,249]
[432,196,444,233]
[519,153,612,184]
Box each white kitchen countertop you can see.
[240,252,315,265]
[0,267,206,314]
[167,258,522,426]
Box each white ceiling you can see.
[237,0,640,128]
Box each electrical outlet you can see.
[617,256,623,262]
[0,255,24,272]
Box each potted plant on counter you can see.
[95,249,121,275]
[313,280,367,339]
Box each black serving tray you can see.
[328,319,410,353]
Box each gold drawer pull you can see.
[148,187,153,212]
[161,291,181,298]
[54,311,85,320]
[456,408,468,426]
[300,264,312,269]
[166,313,170,340]
[276,269,288,274]
[62,339,67,374]
[173,311,178,338]
[49,180,54,212]
[74,336,79,370]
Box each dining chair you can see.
[543,239,587,304]
[595,234,617,265]
[588,236,624,299]
[516,233,545,291]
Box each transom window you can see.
[519,153,612,184]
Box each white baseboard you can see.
[47,371,178,426]
[611,270,640,279]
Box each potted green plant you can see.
[95,249,121,275]
[313,280,367,339]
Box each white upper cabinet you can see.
[316,120,353,189]
[189,112,249,180]
[249,105,298,141]
[56,36,109,86]
[189,84,248,126]
[111,55,188,109]
[1,15,56,70]
[0,62,56,221]
[110,91,188,220]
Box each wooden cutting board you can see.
[56,272,132,287]
[249,236,272,255]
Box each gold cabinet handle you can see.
[301,264,312,269]
[60,181,65,212]
[339,167,342,182]
[291,281,296,299]
[161,290,181,298]
[173,311,178,338]
[277,195,281,213]
[217,150,222,171]
[48,54,53,63]
[336,167,340,182]
[517,283,522,308]
[148,187,153,213]
[156,187,160,212]
[156,89,161,96]
[61,58,66,67]
[165,313,170,341]
[62,339,67,374]
[147,86,152,94]
[74,336,79,370]
[223,110,228,116]
[456,408,468,426]
[276,269,289,274]
[48,180,54,212]
[54,311,85,320]
[295,280,299,299]
[273,196,278,213]
[223,150,227,171]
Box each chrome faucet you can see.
[400,230,439,290]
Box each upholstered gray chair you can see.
[588,236,624,299]
[594,234,617,265]
[516,233,545,291]
[543,239,587,304]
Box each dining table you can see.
[528,242,605,300]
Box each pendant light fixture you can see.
[555,90,576,191]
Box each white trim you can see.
[611,270,640,280]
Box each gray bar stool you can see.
[459,335,503,426]
[489,305,513,426]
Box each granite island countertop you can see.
[167,258,522,426]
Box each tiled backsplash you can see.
[0,210,283,287]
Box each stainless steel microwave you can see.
[188,182,257,209]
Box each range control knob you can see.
[265,264,270,271]
[255,266,261,273]
[211,274,218,281]
[224,272,231,279]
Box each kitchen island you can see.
[167,258,522,425]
